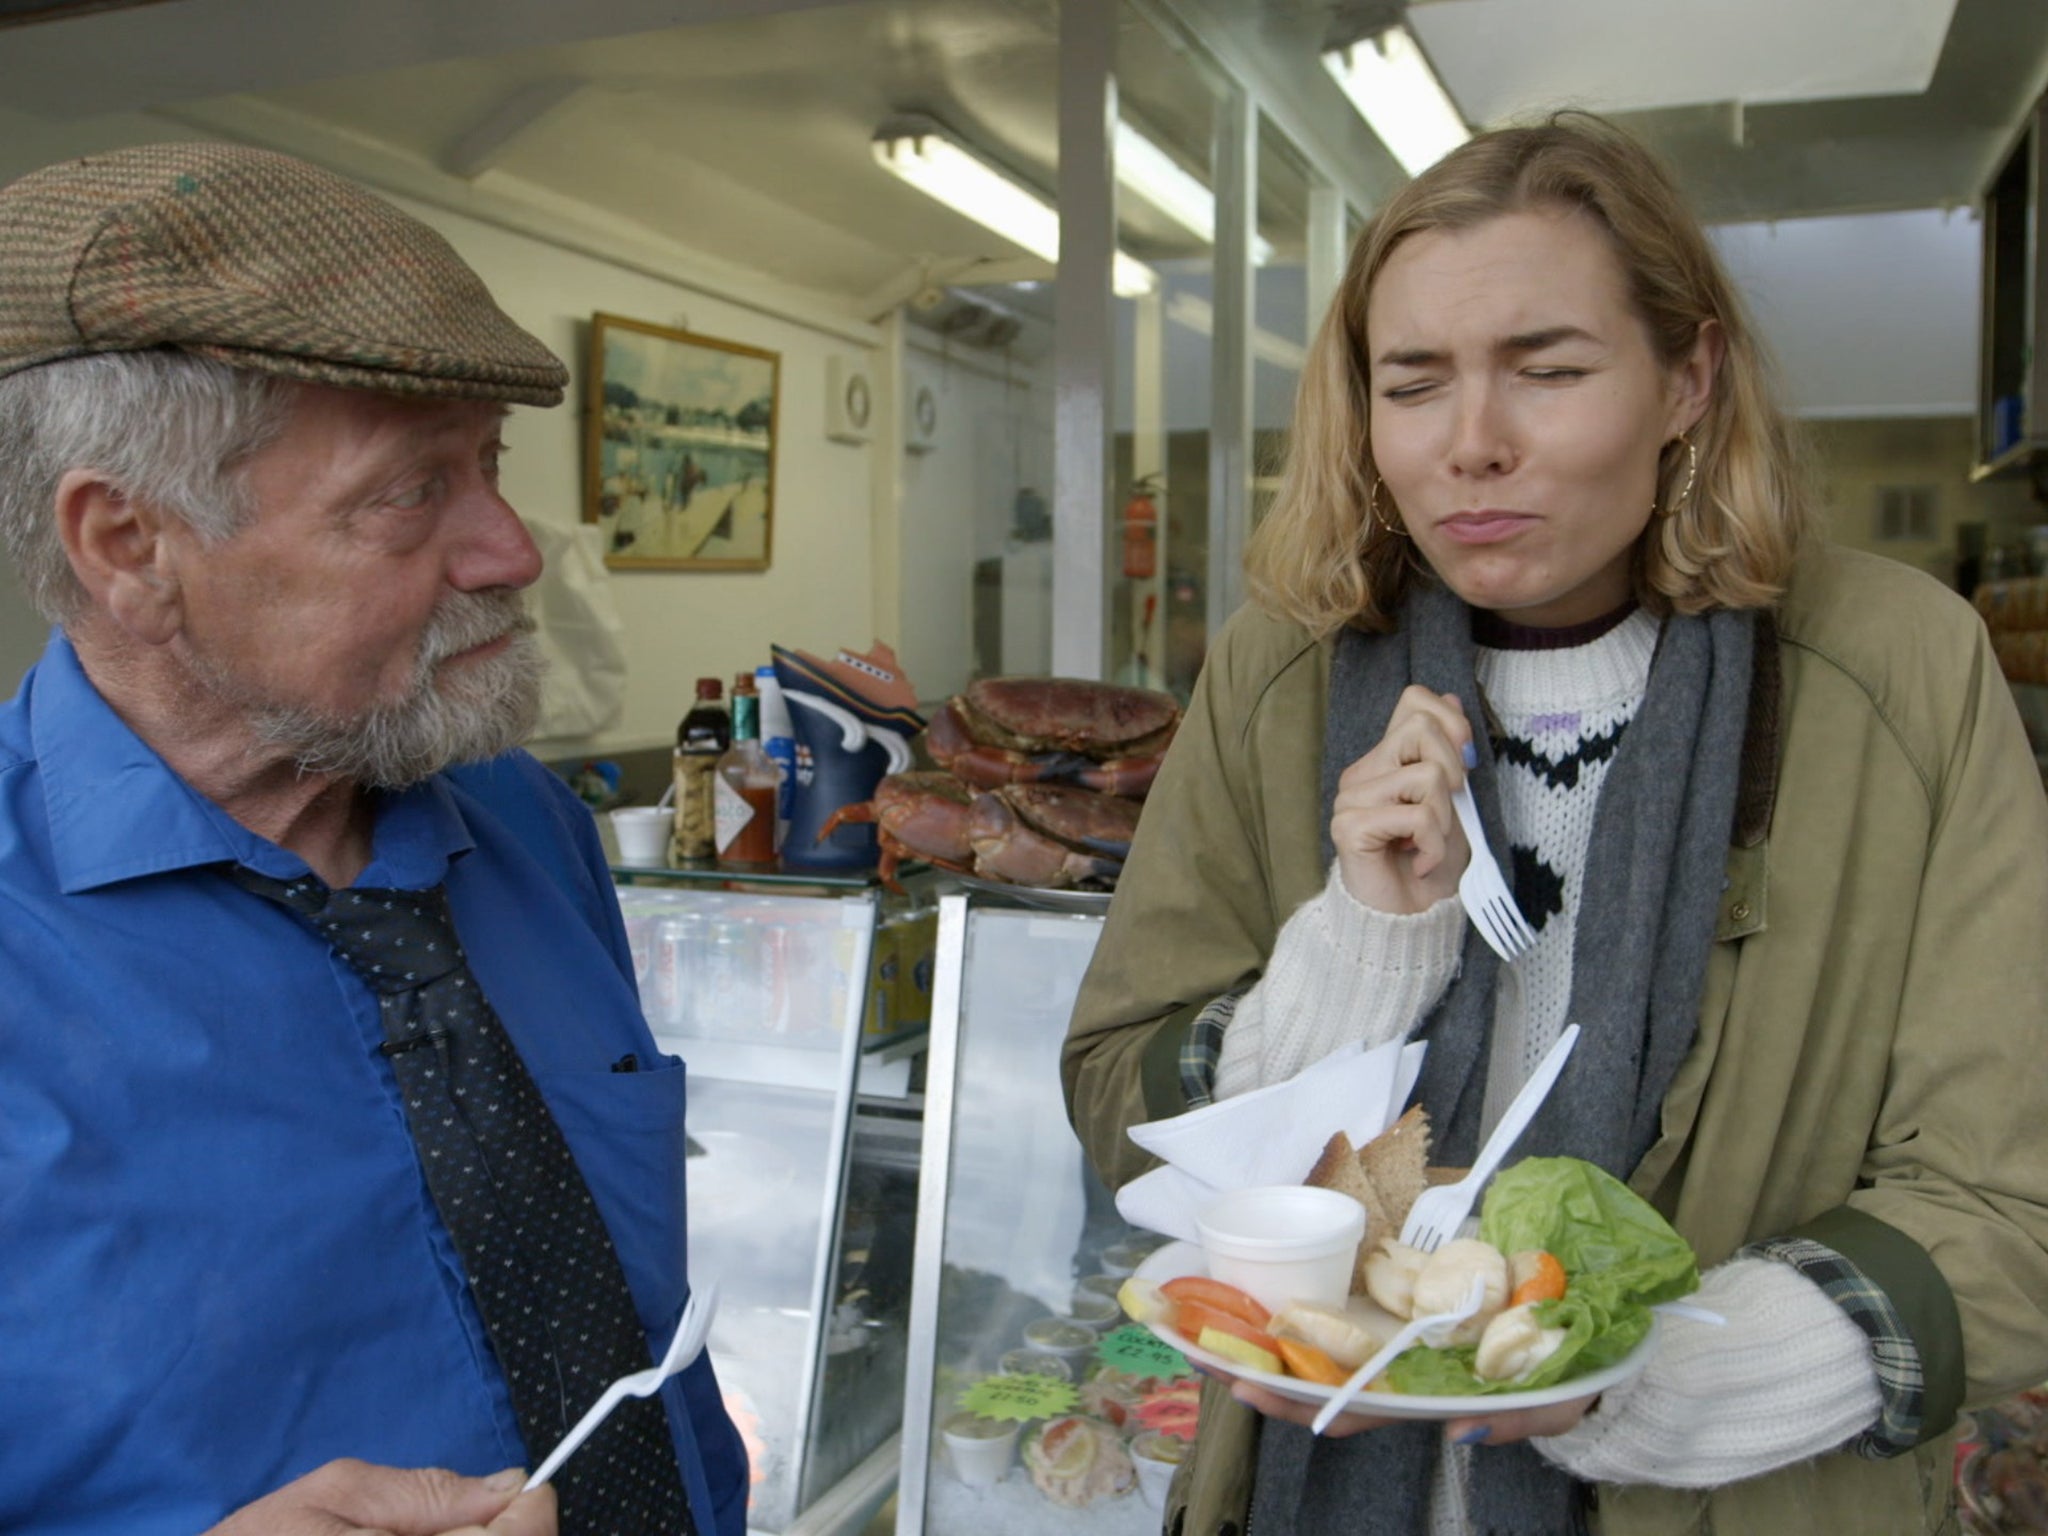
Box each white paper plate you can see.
[1134,1241,1657,1422]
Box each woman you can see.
[1062,113,2048,1536]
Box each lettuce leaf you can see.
[1381,1157,1696,1396]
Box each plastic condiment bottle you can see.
[753,662,796,851]
[671,677,730,865]
[715,673,780,870]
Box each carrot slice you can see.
[1275,1337,1350,1386]
[1160,1276,1272,1329]
[1509,1251,1568,1307]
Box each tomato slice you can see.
[1160,1276,1272,1329]
[1173,1299,1282,1358]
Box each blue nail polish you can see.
[1461,741,1479,770]
[1452,1425,1491,1446]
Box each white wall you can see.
[444,201,880,755]
[897,342,1054,702]
[1708,207,1981,419]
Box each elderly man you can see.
[0,145,746,1536]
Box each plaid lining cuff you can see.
[1179,990,1241,1108]
[1742,1234,1924,1459]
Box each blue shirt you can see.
[0,633,748,1536]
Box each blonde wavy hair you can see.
[1246,111,1814,637]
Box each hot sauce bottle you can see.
[714,672,781,870]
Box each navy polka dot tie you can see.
[232,870,695,1536]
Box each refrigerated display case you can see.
[613,877,930,1536]
[897,894,1198,1536]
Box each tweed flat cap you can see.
[0,141,568,405]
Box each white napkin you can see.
[1115,1037,1427,1243]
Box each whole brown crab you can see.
[967,782,1142,889]
[926,677,1180,797]
[814,771,975,887]
[819,775,1143,891]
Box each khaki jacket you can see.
[1062,545,2048,1536]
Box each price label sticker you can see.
[957,1373,1079,1422]
[1098,1324,1193,1380]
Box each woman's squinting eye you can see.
[1525,367,1589,382]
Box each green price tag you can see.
[957,1373,1079,1422]
[1098,1324,1193,1380]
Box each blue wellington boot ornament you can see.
[772,641,923,872]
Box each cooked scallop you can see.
[1411,1238,1510,1345]
[1473,1301,1569,1382]
[1363,1241,1428,1319]
[1269,1299,1383,1369]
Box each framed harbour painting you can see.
[584,312,778,570]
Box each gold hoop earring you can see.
[1369,476,1409,539]
[1657,435,1699,519]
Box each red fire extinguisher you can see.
[1121,474,1160,581]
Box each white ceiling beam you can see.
[857,256,1038,323]
[0,0,873,117]
[446,78,589,181]
[161,96,880,349]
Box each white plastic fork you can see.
[1450,780,1537,963]
[1399,1024,1581,1254]
[1310,1274,1487,1434]
[524,1279,721,1493]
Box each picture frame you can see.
[584,312,779,570]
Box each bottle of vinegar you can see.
[671,677,730,865]
[715,673,780,870]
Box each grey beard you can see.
[212,591,545,790]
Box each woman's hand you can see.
[1227,1374,1598,1446]
[1330,686,1477,913]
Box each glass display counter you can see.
[897,895,1198,1536]
[613,881,929,1536]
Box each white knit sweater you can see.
[1210,610,1881,1510]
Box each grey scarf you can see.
[1253,579,1754,1536]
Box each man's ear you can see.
[55,470,183,646]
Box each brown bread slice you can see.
[1301,1106,1437,1293]
[1358,1104,1432,1239]
[1303,1130,1386,1293]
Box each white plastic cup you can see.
[1129,1430,1185,1508]
[997,1348,1072,1380]
[610,806,673,865]
[1020,1316,1100,1363]
[1100,1237,1159,1277]
[1069,1291,1122,1332]
[942,1412,1019,1488]
[1195,1185,1366,1312]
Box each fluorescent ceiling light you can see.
[1114,122,1275,265]
[1408,0,1955,123]
[873,126,1158,297]
[1322,25,1470,177]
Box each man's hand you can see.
[203,1459,556,1536]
